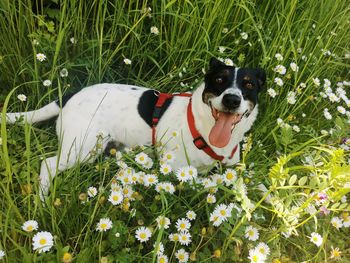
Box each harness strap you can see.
[152,93,238,161]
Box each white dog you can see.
[2,58,266,198]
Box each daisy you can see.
[108,190,124,205]
[342,213,350,227]
[143,158,154,169]
[135,152,149,165]
[0,250,4,259]
[153,242,164,256]
[330,246,342,260]
[274,65,286,75]
[310,232,323,247]
[275,53,283,61]
[87,186,98,198]
[17,94,27,102]
[60,68,68,77]
[331,217,343,229]
[43,80,52,87]
[123,58,132,65]
[32,231,54,253]
[287,91,296,104]
[290,62,299,72]
[22,220,39,232]
[207,194,216,204]
[162,151,175,163]
[186,211,196,221]
[245,226,259,241]
[176,218,191,233]
[222,27,228,33]
[122,185,134,199]
[157,182,175,194]
[218,46,226,53]
[255,242,270,256]
[36,53,46,62]
[267,88,277,98]
[160,164,172,175]
[157,254,168,263]
[328,93,340,102]
[62,252,73,263]
[176,167,191,182]
[150,26,160,35]
[224,58,234,66]
[248,248,266,263]
[313,77,320,86]
[223,169,237,186]
[175,248,189,263]
[144,174,158,187]
[215,204,231,220]
[323,108,332,120]
[178,232,192,246]
[135,227,152,243]
[96,218,113,232]
[156,216,171,229]
[292,125,300,132]
[186,166,197,179]
[274,77,284,86]
[240,32,248,40]
[69,37,77,44]
[169,233,180,242]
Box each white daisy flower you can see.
[87,186,98,198]
[224,58,234,66]
[160,164,172,175]
[17,94,27,102]
[292,125,300,132]
[162,151,175,163]
[22,220,39,232]
[162,182,175,194]
[186,165,198,179]
[143,158,154,169]
[248,248,266,263]
[222,27,228,33]
[331,217,343,229]
[274,77,284,86]
[96,218,113,232]
[135,227,152,243]
[0,250,4,259]
[206,194,216,204]
[240,32,248,40]
[175,248,189,263]
[36,53,46,62]
[108,191,124,205]
[245,226,259,241]
[153,242,164,256]
[122,185,134,199]
[324,78,331,88]
[290,62,299,72]
[223,169,237,186]
[144,174,158,187]
[274,65,286,75]
[218,46,226,53]
[176,218,191,233]
[176,167,191,182]
[267,88,277,98]
[255,242,270,256]
[43,80,52,87]
[186,210,196,221]
[215,204,231,220]
[169,233,180,242]
[275,53,283,61]
[310,232,323,247]
[70,37,77,44]
[60,68,68,77]
[135,152,149,165]
[150,26,160,35]
[178,232,192,246]
[123,58,132,65]
[32,231,54,253]
[312,77,320,86]
[337,106,346,114]
[323,108,332,120]
[156,216,171,229]
[157,254,168,263]
[287,91,296,104]
[328,93,340,102]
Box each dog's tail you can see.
[2,102,60,124]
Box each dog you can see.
[2,57,266,198]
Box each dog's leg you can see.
[39,156,59,201]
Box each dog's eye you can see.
[245,82,254,89]
[215,77,223,84]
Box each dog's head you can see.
[203,57,266,148]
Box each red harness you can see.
[151,93,238,161]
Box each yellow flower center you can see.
[173,234,179,241]
[181,236,187,241]
[252,255,258,262]
[113,195,119,201]
[220,210,226,216]
[179,254,185,260]
[139,156,144,161]
[159,258,165,263]
[248,230,254,236]
[163,168,169,173]
[149,178,154,183]
[123,189,129,195]
[259,248,265,254]
[189,170,193,175]
[39,238,47,245]
[100,223,107,229]
[226,173,234,180]
[166,154,172,159]
[180,223,186,229]
[27,225,33,231]
[140,233,147,239]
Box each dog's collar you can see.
[152,93,238,161]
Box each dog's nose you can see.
[222,94,241,109]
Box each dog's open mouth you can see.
[209,104,243,148]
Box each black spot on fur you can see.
[131,87,138,90]
[137,90,173,127]
[55,93,76,107]
[104,140,124,156]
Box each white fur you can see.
[2,83,258,198]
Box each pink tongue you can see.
[209,112,235,148]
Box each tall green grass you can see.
[0,0,349,262]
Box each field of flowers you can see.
[0,0,349,262]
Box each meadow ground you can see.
[0,0,349,262]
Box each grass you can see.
[0,0,350,262]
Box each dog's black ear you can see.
[255,68,266,88]
[209,57,226,69]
